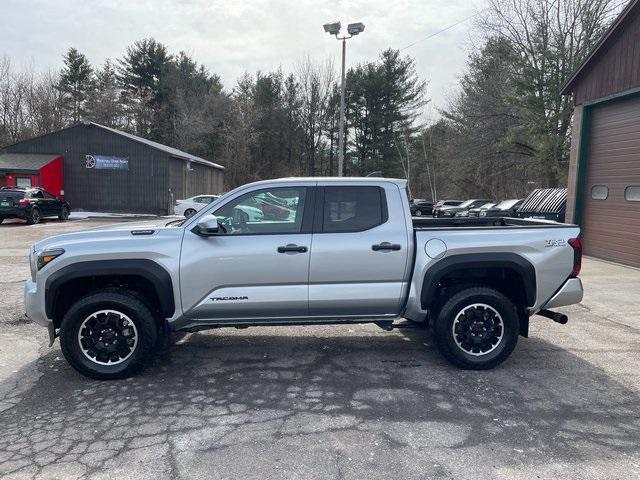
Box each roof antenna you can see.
[366,171,383,177]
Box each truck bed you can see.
[412,216,576,230]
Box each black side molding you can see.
[45,259,175,318]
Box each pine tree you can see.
[58,48,94,124]
[86,60,122,127]
[117,38,172,138]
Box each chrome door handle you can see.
[277,244,308,253]
[372,242,401,251]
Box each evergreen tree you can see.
[346,49,427,177]
[57,47,94,124]
[117,38,172,138]
[86,60,122,127]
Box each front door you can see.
[308,184,409,317]
[180,185,314,321]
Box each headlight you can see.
[480,211,487,217]
[36,248,65,272]
[456,211,469,217]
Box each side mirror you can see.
[192,216,220,237]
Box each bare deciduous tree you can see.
[479,0,625,186]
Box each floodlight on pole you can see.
[323,22,341,35]
[322,20,365,177]
[347,22,365,35]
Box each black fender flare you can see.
[420,252,537,309]
[45,259,175,318]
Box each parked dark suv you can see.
[409,199,434,216]
[0,187,70,225]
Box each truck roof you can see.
[242,177,409,188]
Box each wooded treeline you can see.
[0,0,623,198]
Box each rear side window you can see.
[322,186,386,233]
[1,191,25,200]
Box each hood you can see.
[32,220,179,252]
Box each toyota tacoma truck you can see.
[24,178,584,379]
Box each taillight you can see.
[568,238,582,278]
[175,200,181,206]
[19,198,30,206]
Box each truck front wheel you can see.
[433,286,519,369]
[59,291,158,380]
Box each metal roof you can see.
[561,0,639,95]
[0,153,61,172]
[518,188,567,214]
[89,123,224,170]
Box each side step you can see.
[537,309,568,325]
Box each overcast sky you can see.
[1,0,487,120]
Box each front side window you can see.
[591,185,608,200]
[322,186,385,233]
[213,187,306,235]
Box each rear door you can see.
[41,190,61,215]
[308,183,410,316]
[30,190,51,214]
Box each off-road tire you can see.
[26,207,41,225]
[433,286,519,370]
[60,290,158,380]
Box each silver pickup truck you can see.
[24,177,583,379]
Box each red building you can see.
[0,153,64,196]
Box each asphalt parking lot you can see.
[0,217,639,480]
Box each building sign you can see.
[85,155,129,170]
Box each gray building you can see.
[1,122,224,214]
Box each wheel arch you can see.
[45,259,175,326]
[421,252,536,315]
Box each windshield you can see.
[458,200,475,208]
[495,199,519,210]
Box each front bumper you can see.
[542,278,584,309]
[24,278,50,327]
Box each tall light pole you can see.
[323,21,365,177]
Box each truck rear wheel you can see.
[60,291,158,380]
[433,286,519,369]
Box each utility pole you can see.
[338,38,347,177]
[323,21,365,177]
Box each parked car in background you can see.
[436,199,495,217]
[480,199,524,218]
[175,195,220,217]
[459,202,495,217]
[515,189,567,223]
[432,200,463,216]
[0,187,70,225]
[410,199,434,216]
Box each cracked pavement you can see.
[0,217,639,479]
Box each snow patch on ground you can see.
[70,211,158,219]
